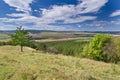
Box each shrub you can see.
[103,37,120,63]
[82,34,112,61]
[83,34,120,63]
[46,47,59,53]
[0,42,7,46]
[36,43,47,51]
[25,41,36,49]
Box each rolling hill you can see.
[0,46,120,80]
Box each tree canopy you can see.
[10,26,32,52]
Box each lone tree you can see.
[10,26,32,52]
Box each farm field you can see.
[36,37,91,43]
[31,31,95,40]
[0,46,120,80]
[0,34,10,39]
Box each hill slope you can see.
[0,46,120,80]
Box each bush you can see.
[25,41,36,49]
[103,37,120,63]
[36,43,47,51]
[46,47,59,53]
[0,42,7,46]
[82,34,120,63]
[82,34,112,61]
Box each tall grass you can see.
[0,46,120,80]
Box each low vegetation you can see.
[0,46,120,80]
[44,40,89,57]
[82,34,120,63]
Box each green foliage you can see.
[46,47,59,53]
[103,37,120,63]
[36,43,47,51]
[10,26,33,52]
[0,42,7,46]
[114,37,120,53]
[83,34,112,61]
[46,40,88,57]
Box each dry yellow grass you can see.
[35,37,89,43]
[0,46,120,80]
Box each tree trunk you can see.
[21,45,23,52]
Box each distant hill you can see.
[0,30,57,34]
[84,31,120,34]
[0,30,120,40]
[0,30,120,34]
[0,45,120,80]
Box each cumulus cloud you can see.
[76,0,108,14]
[41,0,108,18]
[1,0,108,30]
[3,0,33,12]
[64,16,96,23]
[41,5,75,19]
[40,0,108,24]
[110,10,120,17]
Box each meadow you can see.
[0,46,120,80]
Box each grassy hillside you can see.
[0,46,120,80]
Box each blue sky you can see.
[0,0,120,31]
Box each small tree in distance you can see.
[10,26,32,52]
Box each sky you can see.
[0,0,120,31]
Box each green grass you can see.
[0,35,10,39]
[0,45,120,80]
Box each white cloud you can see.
[42,5,75,19]
[41,0,108,18]
[84,20,120,28]
[110,10,120,17]
[40,0,108,24]
[0,21,77,31]
[3,0,33,12]
[110,19,120,25]
[85,21,109,27]
[6,13,29,18]
[0,23,17,30]
[76,0,108,14]
[1,0,108,30]
[64,16,96,23]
